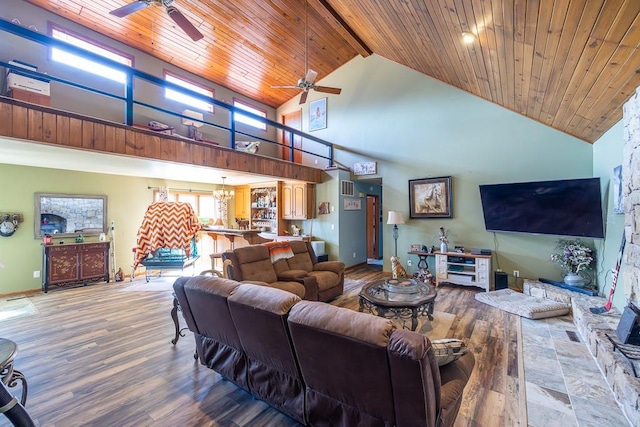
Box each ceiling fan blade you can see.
[110,0,150,18]
[299,91,309,105]
[314,86,342,95]
[304,69,318,85]
[166,6,204,41]
[271,85,300,89]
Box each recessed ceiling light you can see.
[462,32,476,44]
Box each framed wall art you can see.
[309,97,327,131]
[409,176,452,219]
[343,198,361,210]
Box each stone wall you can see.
[622,91,640,307]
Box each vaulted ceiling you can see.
[24,0,640,143]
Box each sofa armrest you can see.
[277,269,309,280]
[312,261,345,275]
[294,275,318,301]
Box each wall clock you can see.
[0,215,16,237]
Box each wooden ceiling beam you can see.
[312,0,372,58]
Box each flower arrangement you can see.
[438,227,449,244]
[550,239,594,274]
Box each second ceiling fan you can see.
[271,1,342,104]
[109,0,204,42]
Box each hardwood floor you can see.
[0,266,523,426]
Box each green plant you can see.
[550,239,594,274]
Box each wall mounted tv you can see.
[478,177,605,239]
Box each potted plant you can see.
[550,239,594,287]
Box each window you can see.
[233,99,267,130]
[50,24,133,83]
[153,191,218,220]
[164,71,214,113]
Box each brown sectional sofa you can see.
[174,275,475,427]
[222,240,344,301]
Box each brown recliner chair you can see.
[172,275,249,391]
[277,241,344,301]
[287,300,475,427]
[227,284,305,423]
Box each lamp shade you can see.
[387,211,405,225]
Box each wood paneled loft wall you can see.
[0,98,324,183]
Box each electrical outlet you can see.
[513,270,520,278]
[353,252,356,258]
[407,260,413,267]
[33,270,40,278]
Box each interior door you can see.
[281,109,302,163]
[366,195,379,259]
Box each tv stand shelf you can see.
[435,251,493,292]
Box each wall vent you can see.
[341,180,354,196]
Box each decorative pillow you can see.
[431,338,468,366]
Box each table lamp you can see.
[387,211,405,257]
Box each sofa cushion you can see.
[288,301,398,425]
[286,241,315,272]
[270,281,306,299]
[307,270,339,292]
[277,269,308,280]
[234,245,278,283]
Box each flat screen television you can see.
[479,177,604,238]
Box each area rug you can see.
[475,288,571,319]
[0,297,39,321]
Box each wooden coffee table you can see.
[358,279,437,331]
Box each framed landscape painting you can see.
[409,176,452,218]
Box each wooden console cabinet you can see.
[435,251,492,292]
[42,242,110,292]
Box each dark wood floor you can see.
[0,265,523,426]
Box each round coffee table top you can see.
[0,338,17,367]
[359,279,437,308]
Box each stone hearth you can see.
[524,280,639,426]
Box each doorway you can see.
[366,195,380,260]
[281,109,302,163]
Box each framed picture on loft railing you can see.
[409,176,452,218]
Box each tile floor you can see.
[521,315,631,427]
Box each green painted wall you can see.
[278,54,596,284]
[592,120,625,309]
[0,163,225,294]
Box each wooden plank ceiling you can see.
[24,0,640,143]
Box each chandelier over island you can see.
[213,177,234,228]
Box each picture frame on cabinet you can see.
[409,176,452,219]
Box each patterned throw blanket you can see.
[133,202,202,268]
[265,241,294,263]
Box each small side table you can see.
[408,251,433,269]
[0,338,28,406]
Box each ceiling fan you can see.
[271,1,342,105]
[109,0,204,42]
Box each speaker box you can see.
[495,271,508,290]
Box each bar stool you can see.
[209,252,223,270]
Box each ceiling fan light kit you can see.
[110,0,203,41]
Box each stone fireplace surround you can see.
[524,280,639,426]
